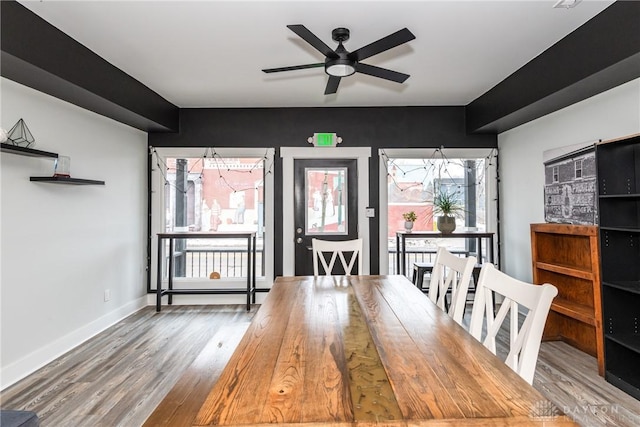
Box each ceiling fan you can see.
[262,25,416,95]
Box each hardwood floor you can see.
[472,315,640,427]
[1,305,638,427]
[534,341,640,426]
[0,306,255,427]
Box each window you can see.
[163,157,264,235]
[385,157,487,234]
[575,159,583,179]
[553,166,559,183]
[379,148,497,275]
[151,148,274,288]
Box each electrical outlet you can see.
[104,289,111,302]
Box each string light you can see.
[150,147,274,195]
[380,148,498,199]
[151,145,495,197]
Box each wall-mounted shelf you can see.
[2,143,104,185]
[1,142,58,158]
[30,177,105,185]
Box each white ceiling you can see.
[20,0,614,108]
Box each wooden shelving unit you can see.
[596,133,640,399]
[2,143,104,185]
[530,223,604,375]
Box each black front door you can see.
[293,159,358,275]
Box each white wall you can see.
[0,78,149,389]
[498,78,640,281]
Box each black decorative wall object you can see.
[7,118,35,147]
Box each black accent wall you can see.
[150,107,496,275]
[150,106,495,148]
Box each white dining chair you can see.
[468,263,558,384]
[312,238,363,276]
[427,247,477,325]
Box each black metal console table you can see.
[395,230,495,276]
[156,232,256,312]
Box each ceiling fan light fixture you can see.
[325,58,356,77]
[263,25,415,94]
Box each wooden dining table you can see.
[158,275,577,426]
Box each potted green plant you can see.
[402,211,417,232]
[432,191,463,233]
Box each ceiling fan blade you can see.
[355,63,410,83]
[324,76,341,95]
[287,24,339,59]
[262,63,325,73]
[348,28,415,61]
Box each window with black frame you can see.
[160,156,266,280]
[383,150,496,275]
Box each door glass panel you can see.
[305,167,348,235]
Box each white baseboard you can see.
[0,297,147,390]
